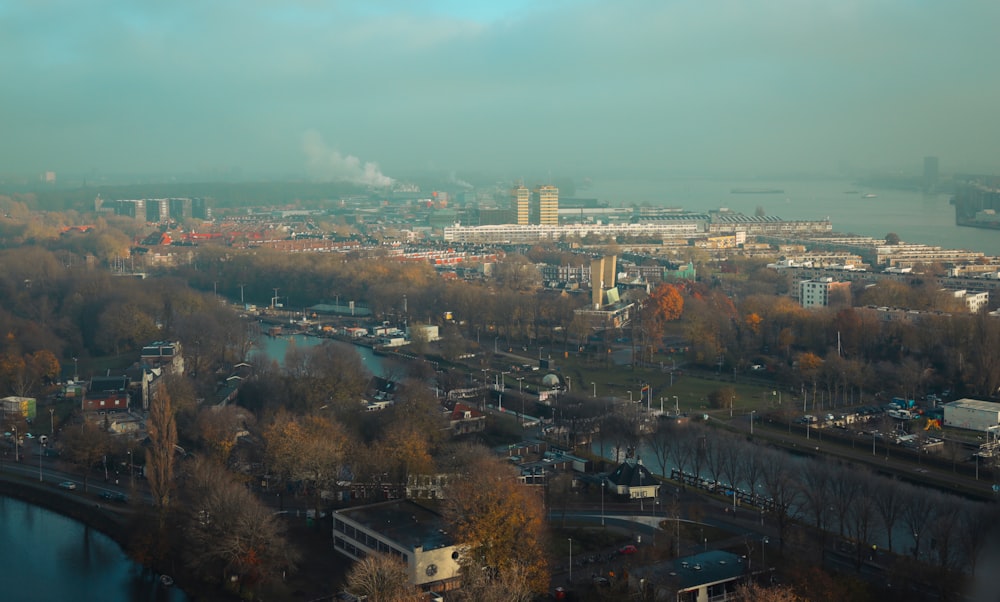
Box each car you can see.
[58,481,77,490]
[100,492,129,503]
[617,544,638,555]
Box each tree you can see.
[146,386,178,510]
[181,457,300,594]
[708,386,737,411]
[196,405,253,464]
[733,581,804,602]
[346,554,421,602]
[60,420,111,492]
[264,412,348,520]
[444,454,549,593]
[884,232,901,245]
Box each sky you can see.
[2,0,999,184]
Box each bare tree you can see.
[844,472,878,569]
[872,477,905,553]
[182,457,300,594]
[146,386,177,510]
[797,459,834,548]
[346,554,421,602]
[759,449,802,554]
[901,492,935,560]
[59,420,111,492]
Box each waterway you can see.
[251,332,402,379]
[0,495,188,602]
[584,177,1000,256]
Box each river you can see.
[251,332,402,378]
[584,177,1000,256]
[0,495,188,602]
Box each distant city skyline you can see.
[3,1,1000,181]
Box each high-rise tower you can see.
[511,185,530,225]
[536,185,559,226]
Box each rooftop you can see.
[337,499,454,551]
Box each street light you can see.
[516,377,525,425]
[673,395,679,415]
[568,538,573,583]
[72,357,78,381]
[628,391,633,403]
[750,410,755,436]
[49,408,55,435]
[591,382,597,398]
[12,425,18,462]
[601,478,606,526]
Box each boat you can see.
[160,575,174,587]
[862,193,877,198]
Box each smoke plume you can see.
[302,130,394,187]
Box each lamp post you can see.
[591,381,597,398]
[628,391,633,403]
[565,376,571,393]
[49,408,55,435]
[498,371,510,411]
[12,425,18,462]
[568,538,573,583]
[762,536,769,570]
[128,449,134,487]
[72,357,78,381]
[516,377,525,425]
[39,441,43,481]
[750,410,755,436]
[673,395,679,415]
[481,369,489,410]
[494,336,499,354]
[601,478,606,526]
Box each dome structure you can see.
[541,373,561,387]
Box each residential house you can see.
[448,403,485,435]
[606,458,659,499]
[82,375,130,412]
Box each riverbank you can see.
[0,471,224,601]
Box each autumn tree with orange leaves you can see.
[0,349,59,397]
[634,283,684,363]
[444,454,549,598]
[264,412,349,520]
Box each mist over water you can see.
[583,178,1000,256]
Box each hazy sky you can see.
[3,0,999,183]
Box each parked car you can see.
[58,481,77,490]
[617,544,638,555]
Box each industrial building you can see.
[943,399,1000,432]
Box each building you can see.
[798,277,851,308]
[590,255,618,308]
[448,403,485,435]
[606,459,659,499]
[140,341,184,374]
[333,499,461,590]
[943,399,1000,432]
[82,375,130,412]
[944,289,989,313]
[535,185,559,226]
[512,185,530,225]
[0,396,36,422]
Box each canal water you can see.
[0,495,188,601]
[252,332,402,379]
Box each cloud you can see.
[302,131,394,187]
